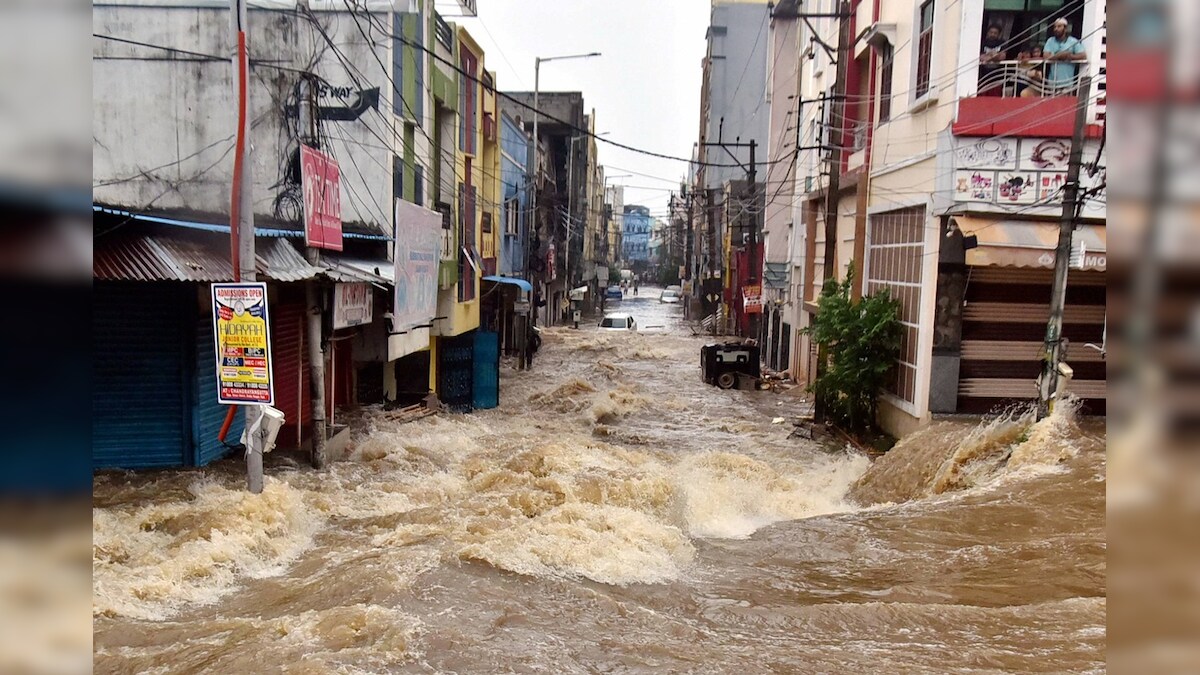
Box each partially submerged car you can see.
[598,313,637,332]
[659,288,681,303]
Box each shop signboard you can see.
[211,282,275,405]
[333,282,372,329]
[301,144,343,251]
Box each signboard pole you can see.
[230,0,264,493]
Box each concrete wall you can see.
[763,14,800,267]
[93,4,401,232]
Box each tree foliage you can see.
[803,264,903,432]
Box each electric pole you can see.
[1038,75,1092,419]
[230,0,263,492]
[747,139,758,339]
[814,0,851,423]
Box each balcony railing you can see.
[434,14,453,51]
[977,60,1086,99]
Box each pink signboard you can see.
[300,145,343,251]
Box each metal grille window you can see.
[915,0,935,99]
[504,197,519,236]
[865,207,926,405]
[879,42,894,122]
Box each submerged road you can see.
[93,286,1106,673]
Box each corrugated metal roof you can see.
[319,255,394,285]
[95,231,320,282]
[257,238,322,282]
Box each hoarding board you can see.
[211,282,275,405]
[393,199,442,334]
[333,282,372,329]
[301,144,343,251]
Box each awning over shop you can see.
[482,275,533,293]
[94,230,321,282]
[951,216,1106,271]
[319,255,394,286]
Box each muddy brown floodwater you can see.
[93,291,1105,674]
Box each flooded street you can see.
[93,289,1105,674]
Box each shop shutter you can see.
[271,291,311,449]
[438,332,475,412]
[192,318,242,466]
[94,282,189,469]
[472,330,499,409]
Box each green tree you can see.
[803,264,903,433]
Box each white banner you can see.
[394,199,443,334]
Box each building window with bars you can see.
[915,0,935,100]
[865,206,926,406]
[878,42,894,122]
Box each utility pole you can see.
[230,0,263,493]
[1038,75,1092,419]
[295,48,326,470]
[814,0,851,423]
[685,187,695,319]
[700,136,759,337]
[747,139,758,339]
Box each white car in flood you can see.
[598,313,637,332]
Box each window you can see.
[865,207,926,405]
[878,42,894,122]
[457,182,477,302]
[459,48,477,155]
[916,0,935,99]
[504,197,519,236]
[392,155,403,210]
[414,165,424,207]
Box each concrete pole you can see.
[814,0,852,423]
[305,277,328,468]
[231,0,263,493]
[1038,75,1092,419]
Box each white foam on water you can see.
[673,451,871,539]
[93,477,321,621]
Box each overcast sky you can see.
[447,0,710,216]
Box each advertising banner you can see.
[393,199,442,334]
[301,144,343,251]
[742,284,763,314]
[211,282,275,405]
[333,282,372,329]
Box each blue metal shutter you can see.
[472,330,499,409]
[437,332,475,412]
[93,282,189,469]
[192,318,242,466]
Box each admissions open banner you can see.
[211,282,275,405]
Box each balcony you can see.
[954,64,1102,138]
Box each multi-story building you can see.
[502,90,588,325]
[785,0,1107,436]
[694,0,772,336]
[622,205,653,265]
[605,184,626,271]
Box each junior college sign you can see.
[211,282,275,405]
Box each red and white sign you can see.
[742,284,763,314]
[332,282,372,329]
[545,243,556,281]
[300,145,343,251]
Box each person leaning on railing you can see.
[1041,17,1087,95]
[978,23,1008,96]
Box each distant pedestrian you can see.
[633,280,639,296]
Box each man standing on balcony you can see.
[978,24,1008,96]
[1043,18,1087,94]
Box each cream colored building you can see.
[787,0,1107,435]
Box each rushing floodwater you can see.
[93,289,1106,674]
